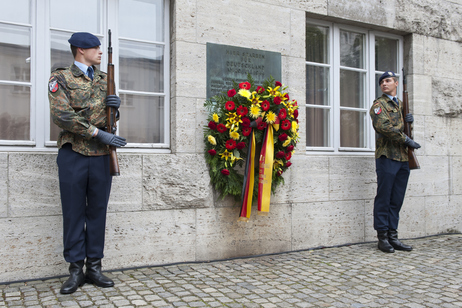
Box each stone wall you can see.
[1,0,462,282]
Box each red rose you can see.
[208,121,217,130]
[275,81,282,87]
[208,149,217,156]
[285,152,292,161]
[226,139,236,150]
[242,126,252,136]
[261,100,270,111]
[294,109,299,119]
[273,96,282,105]
[225,101,235,111]
[281,120,291,130]
[286,145,294,152]
[221,169,230,176]
[278,133,288,142]
[277,170,283,176]
[284,93,289,101]
[276,151,285,159]
[257,121,267,130]
[236,142,245,150]
[217,123,227,133]
[239,82,251,90]
[278,108,287,120]
[256,86,265,94]
[236,105,248,116]
[227,89,236,97]
[241,117,251,127]
[286,161,292,168]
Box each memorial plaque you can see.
[206,43,281,99]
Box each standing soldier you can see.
[48,32,126,294]
[370,71,421,253]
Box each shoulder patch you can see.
[374,107,382,115]
[48,77,59,93]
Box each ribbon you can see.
[238,129,256,222]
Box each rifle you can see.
[106,29,121,176]
[402,68,420,170]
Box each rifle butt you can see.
[109,146,120,176]
[408,149,420,170]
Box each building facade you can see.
[1,0,461,282]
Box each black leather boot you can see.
[388,229,413,251]
[85,258,114,288]
[377,230,395,253]
[60,260,85,294]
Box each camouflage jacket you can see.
[369,94,408,162]
[48,64,109,156]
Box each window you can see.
[306,19,403,153]
[0,0,170,150]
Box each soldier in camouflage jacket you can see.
[369,71,421,254]
[48,32,126,295]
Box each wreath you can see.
[204,75,299,202]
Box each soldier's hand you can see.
[105,95,121,109]
[95,129,127,147]
[404,136,421,149]
[405,113,414,123]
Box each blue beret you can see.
[68,32,101,48]
[379,71,397,84]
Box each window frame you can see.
[0,0,170,153]
[305,18,403,155]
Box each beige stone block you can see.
[196,98,208,154]
[424,195,461,235]
[143,154,213,209]
[108,154,143,212]
[173,41,206,99]
[195,205,292,260]
[289,155,329,202]
[0,216,64,282]
[8,153,61,217]
[408,74,432,116]
[423,115,449,157]
[171,0,197,43]
[104,210,196,269]
[196,0,291,54]
[448,119,462,156]
[0,153,7,217]
[329,156,376,201]
[398,196,427,237]
[424,37,462,79]
[260,0,327,14]
[288,10,306,59]
[450,155,462,195]
[328,0,395,28]
[406,155,449,197]
[364,199,375,241]
[292,200,366,250]
[406,34,426,75]
[171,96,198,153]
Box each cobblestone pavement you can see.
[1,234,461,308]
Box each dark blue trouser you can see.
[374,156,410,231]
[57,144,112,262]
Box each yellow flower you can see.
[230,130,240,140]
[220,149,231,161]
[238,89,251,98]
[283,137,292,147]
[249,105,261,119]
[267,86,281,97]
[273,159,283,169]
[208,135,216,145]
[213,113,219,123]
[230,154,243,165]
[226,112,242,129]
[265,111,276,124]
[248,92,262,106]
[291,121,299,134]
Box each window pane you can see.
[306,65,329,106]
[306,107,329,147]
[119,40,164,93]
[306,25,329,64]
[0,85,30,140]
[340,70,365,108]
[340,110,365,148]
[340,30,364,68]
[50,0,102,33]
[0,1,30,24]
[50,31,74,71]
[0,24,30,82]
[375,37,398,72]
[119,95,164,143]
[120,0,164,42]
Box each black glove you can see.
[95,130,127,147]
[405,113,414,123]
[105,95,121,109]
[404,136,421,149]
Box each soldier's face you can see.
[380,77,398,96]
[81,46,102,66]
